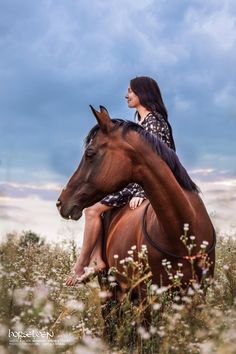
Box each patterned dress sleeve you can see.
[144,114,174,149]
[125,183,146,198]
[100,185,134,207]
[101,182,146,206]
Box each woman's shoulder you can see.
[142,111,166,126]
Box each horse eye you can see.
[85,149,96,158]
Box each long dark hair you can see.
[130,76,176,151]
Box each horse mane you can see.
[85,119,199,193]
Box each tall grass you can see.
[0,230,236,353]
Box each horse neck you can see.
[132,141,196,237]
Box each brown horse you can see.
[57,106,215,291]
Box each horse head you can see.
[57,106,134,220]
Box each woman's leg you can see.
[88,231,105,269]
[66,202,113,285]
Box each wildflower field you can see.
[0,230,236,354]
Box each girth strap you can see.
[142,202,216,259]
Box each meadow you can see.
[0,229,236,354]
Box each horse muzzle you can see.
[56,199,83,220]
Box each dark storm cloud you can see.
[0,0,236,183]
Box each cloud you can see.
[0,0,236,184]
[185,2,236,52]
[190,168,235,182]
[0,182,60,201]
[0,194,84,243]
[214,85,236,109]
[195,176,236,234]
[0,175,235,242]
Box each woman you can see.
[66,76,176,285]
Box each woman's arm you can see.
[126,183,146,198]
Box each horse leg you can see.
[97,271,123,342]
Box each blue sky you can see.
[0,0,236,239]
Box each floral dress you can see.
[101,112,175,207]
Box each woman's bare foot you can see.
[65,259,87,286]
[88,257,106,273]
[65,258,106,286]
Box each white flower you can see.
[113,254,119,259]
[138,326,150,340]
[34,285,49,301]
[198,341,214,354]
[13,289,28,306]
[141,332,150,340]
[98,291,111,299]
[156,286,168,295]
[66,300,85,311]
[174,296,180,301]
[150,284,158,292]
[192,282,200,290]
[190,235,195,240]
[183,223,189,231]
[187,287,195,296]
[172,303,184,311]
[110,282,117,288]
[131,245,137,250]
[223,265,229,271]
[157,330,165,337]
[108,276,116,282]
[137,326,145,335]
[182,296,192,304]
[153,303,161,310]
[150,326,157,334]
[177,272,184,277]
[57,332,77,345]
[80,335,104,351]
[141,244,147,251]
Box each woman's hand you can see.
[129,197,144,209]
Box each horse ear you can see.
[99,105,109,115]
[89,105,113,132]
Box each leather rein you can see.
[142,202,216,260]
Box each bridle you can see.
[142,202,216,260]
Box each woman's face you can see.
[125,86,140,108]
